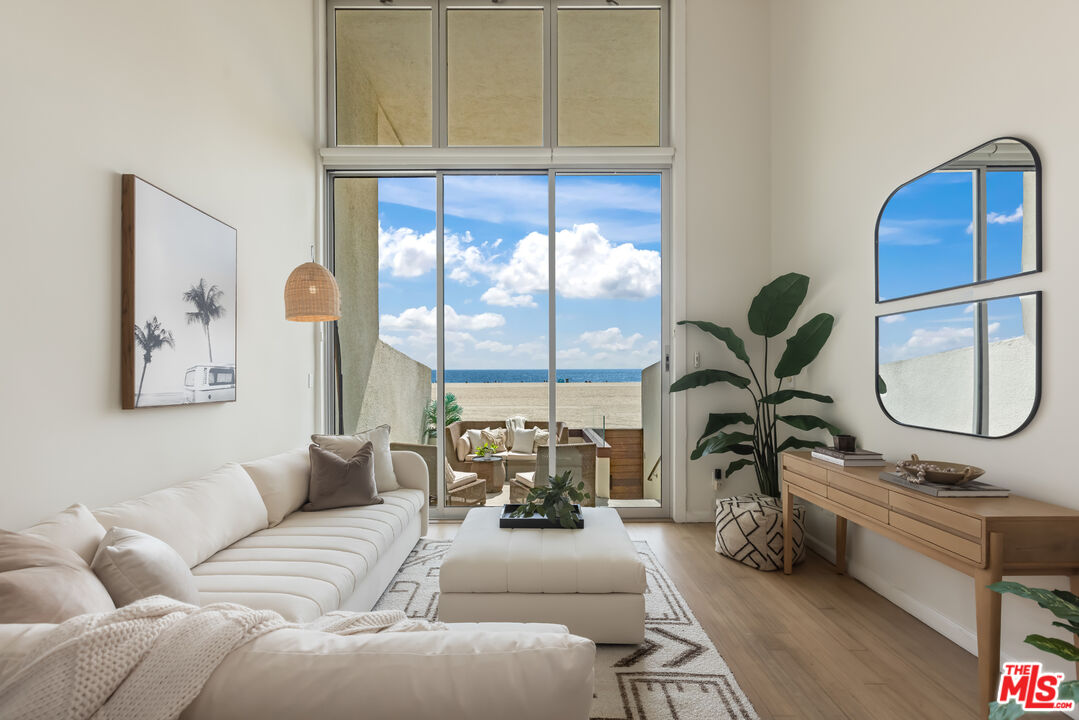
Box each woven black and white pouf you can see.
[714,493,806,571]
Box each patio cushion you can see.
[448,471,480,491]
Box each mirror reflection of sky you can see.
[878,170,1026,301]
[370,174,662,371]
[878,295,1025,363]
[878,169,1028,363]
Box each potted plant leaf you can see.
[671,272,839,570]
[987,581,1078,720]
[505,470,591,529]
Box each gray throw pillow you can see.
[312,425,399,493]
[304,443,384,511]
[91,527,200,606]
[0,529,115,623]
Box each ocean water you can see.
[436,368,642,383]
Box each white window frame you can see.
[318,0,679,521]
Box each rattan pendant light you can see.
[284,262,340,321]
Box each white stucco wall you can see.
[769,0,1078,690]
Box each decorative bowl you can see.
[895,454,985,485]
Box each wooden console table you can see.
[780,451,1079,718]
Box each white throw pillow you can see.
[511,428,537,453]
[505,416,526,447]
[91,527,200,606]
[464,429,484,452]
[455,436,470,462]
[312,425,399,493]
[21,503,106,566]
[534,429,550,449]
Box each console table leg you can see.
[835,516,847,575]
[974,532,1004,719]
[782,487,793,575]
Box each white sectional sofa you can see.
[0,447,597,719]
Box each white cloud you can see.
[880,314,906,324]
[988,206,1023,225]
[482,224,660,305]
[475,340,513,353]
[578,327,644,351]
[378,223,489,283]
[481,286,536,308]
[882,322,1002,363]
[380,304,505,333]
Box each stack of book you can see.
[878,471,1010,498]
[810,446,886,467]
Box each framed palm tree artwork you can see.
[121,175,237,408]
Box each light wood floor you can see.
[427,520,1067,720]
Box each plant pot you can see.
[714,493,806,571]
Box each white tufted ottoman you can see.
[439,507,646,643]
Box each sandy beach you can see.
[438,382,643,429]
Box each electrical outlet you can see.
[694,351,701,368]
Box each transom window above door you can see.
[328,0,668,148]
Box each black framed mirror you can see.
[876,292,1041,438]
[876,137,1041,303]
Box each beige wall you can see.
[675,0,774,520]
[0,1,318,529]
[769,0,1079,683]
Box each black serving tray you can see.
[499,504,584,529]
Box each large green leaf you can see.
[776,436,824,454]
[1059,680,1078,702]
[1024,634,1079,662]
[760,389,834,405]
[1052,620,1079,636]
[678,321,750,365]
[877,374,888,394]
[726,459,755,477]
[698,412,755,443]
[747,273,809,338]
[1053,588,1079,607]
[778,415,842,435]
[989,582,1079,623]
[691,431,755,460]
[670,369,751,393]
[774,313,834,378]
[988,701,1026,720]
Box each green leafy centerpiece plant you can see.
[510,470,591,529]
[474,442,498,458]
[987,581,1079,720]
[670,272,839,498]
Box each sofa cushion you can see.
[0,530,115,623]
[192,488,424,621]
[183,623,596,720]
[447,470,480,491]
[242,447,310,526]
[94,462,269,568]
[305,443,382,511]
[21,503,105,565]
[313,425,398,493]
[91,527,200,606]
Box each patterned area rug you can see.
[373,539,760,720]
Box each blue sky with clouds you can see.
[372,174,662,371]
[878,170,1028,362]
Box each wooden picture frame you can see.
[121,175,237,409]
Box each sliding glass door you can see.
[328,171,667,517]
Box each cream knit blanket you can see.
[0,595,445,720]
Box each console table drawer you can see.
[828,471,890,505]
[827,487,889,523]
[889,492,982,539]
[784,470,827,498]
[782,454,827,482]
[890,512,982,563]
